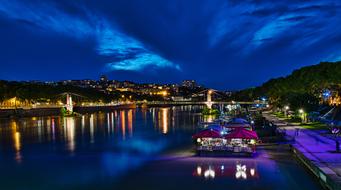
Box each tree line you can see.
[232,61,341,112]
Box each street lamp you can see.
[299,109,305,123]
[331,125,340,153]
[284,106,289,117]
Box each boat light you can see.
[250,139,256,145]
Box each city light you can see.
[1,0,340,189]
[299,109,305,123]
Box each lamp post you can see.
[299,109,305,123]
[284,106,289,117]
[331,125,340,153]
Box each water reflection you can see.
[204,166,215,179]
[235,164,247,179]
[63,117,75,153]
[51,118,56,141]
[0,106,323,190]
[107,113,110,135]
[128,110,133,137]
[161,108,169,134]
[120,110,126,140]
[90,114,94,143]
[194,161,258,180]
[203,115,215,123]
[0,106,203,161]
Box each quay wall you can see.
[0,104,138,118]
[291,145,341,190]
[0,108,60,118]
[262,112,341,190]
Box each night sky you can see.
[0,0,341,89]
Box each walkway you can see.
[263,111,341,189]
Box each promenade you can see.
[263,111,341,190]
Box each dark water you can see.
[0,106,322,190]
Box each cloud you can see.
[324,53,341,62]
[1,0,341,89]
[252,13,306,46]
[0,0,179,72]
[0,1,93,38]
[95,20,180,72]
[106,53,181,71]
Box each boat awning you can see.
[206,124,224,131]
[228,118,249,124]
[192,129,222,139]
[223,123,251,128]
[224,128,258,139]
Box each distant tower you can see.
[206,90,213,109]
[66,93,73,113]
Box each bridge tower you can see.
[66,93,73,113]
[205,90,213,109]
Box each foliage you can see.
[0,80,168,103]
[202,107,220,115]
[60,107,67,116]
[0,81,112,102]
[234,61,341,111]
[300,122,326,130]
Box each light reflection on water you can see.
[64,117,75,153]
[0,106,204,162]
[194,161,258,180]
[0,106,322,190]
[161,108,169,134]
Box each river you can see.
[0,106,322,189]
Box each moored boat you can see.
[193,118,259,156]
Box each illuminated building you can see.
[182,80,197,89]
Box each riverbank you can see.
[263,111,341,190]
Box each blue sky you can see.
[0,0,341,89]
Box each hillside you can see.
[234,61,341,110]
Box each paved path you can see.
[263,111,341,189]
